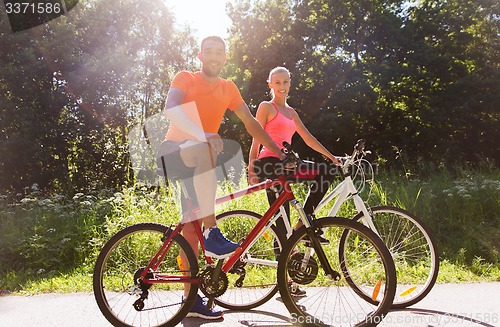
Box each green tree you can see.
[225,0,500,166]
[0,0,197,192]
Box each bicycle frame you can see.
[315,174,378,233]
[269,144,379,237]
[138,174,308,285]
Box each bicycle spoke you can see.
[354,206,439,308]
[215,210,285,310]
[278,217,396,327]
[93,223,198,327]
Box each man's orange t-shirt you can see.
[165,71,245,142]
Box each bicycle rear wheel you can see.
[277,217,396,327]
[93,223,198,327]
[347,205,439,308]
[215,210,285,310]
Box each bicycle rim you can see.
[93,223,198,327]
[215,210,285,310]
[278,217,396,327]
[350,206,439,308]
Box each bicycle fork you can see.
[291,200,341,281]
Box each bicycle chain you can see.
[199,266,228,298]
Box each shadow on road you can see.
[179,307,496,327]
[384,308,497,327]
[179,309,292,327]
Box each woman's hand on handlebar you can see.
[329,155,343,166]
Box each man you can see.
[158,35,285,319]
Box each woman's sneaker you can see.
[301,225,330,246]
[184,295,224,320]
[203,227,239,259]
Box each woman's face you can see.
[269,71,291,99]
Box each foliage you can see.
[0,166,499,293]
[0,0,197,193]
[1,0,499,193]
[225,0,500,165]
[0,186,113,290]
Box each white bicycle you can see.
[216,139,439,309]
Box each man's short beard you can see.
[202,66,221,78]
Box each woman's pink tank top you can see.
[258,102,296,159]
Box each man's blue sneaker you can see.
[184,294,223,320]
[203,227,239,259]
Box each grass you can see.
[1,165,499,294]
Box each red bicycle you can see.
[93,144,396,327]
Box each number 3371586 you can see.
[5,2,62,14]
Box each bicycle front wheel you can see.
[93,223,199,327]
[215,210,285,310]
[278,217,396,327]
[346,205,439,309]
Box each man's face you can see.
[198,39,226,78]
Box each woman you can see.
[248,66,342,236]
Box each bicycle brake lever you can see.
[354,139,366,152]
[282,141,300,160]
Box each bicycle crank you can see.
[199,265,229,298]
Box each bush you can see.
[1,165,499,293]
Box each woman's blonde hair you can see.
[267,66,291,83]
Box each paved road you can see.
[1,282,499,326]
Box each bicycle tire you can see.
[93,223,199,327]
[214,210,286,310]
[277,217,396,327]
[345,205,439,309]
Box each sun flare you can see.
[163,0,233,42]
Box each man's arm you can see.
[234,103,285,159]
[164,88,224,153]
[163,88,207,142]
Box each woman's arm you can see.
[292,108,341,166]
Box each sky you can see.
[163,0,234,43]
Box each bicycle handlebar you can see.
[354,139,366,152]
[281,141,301,170]
[280,139,371,177]
[338,139,371,173]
